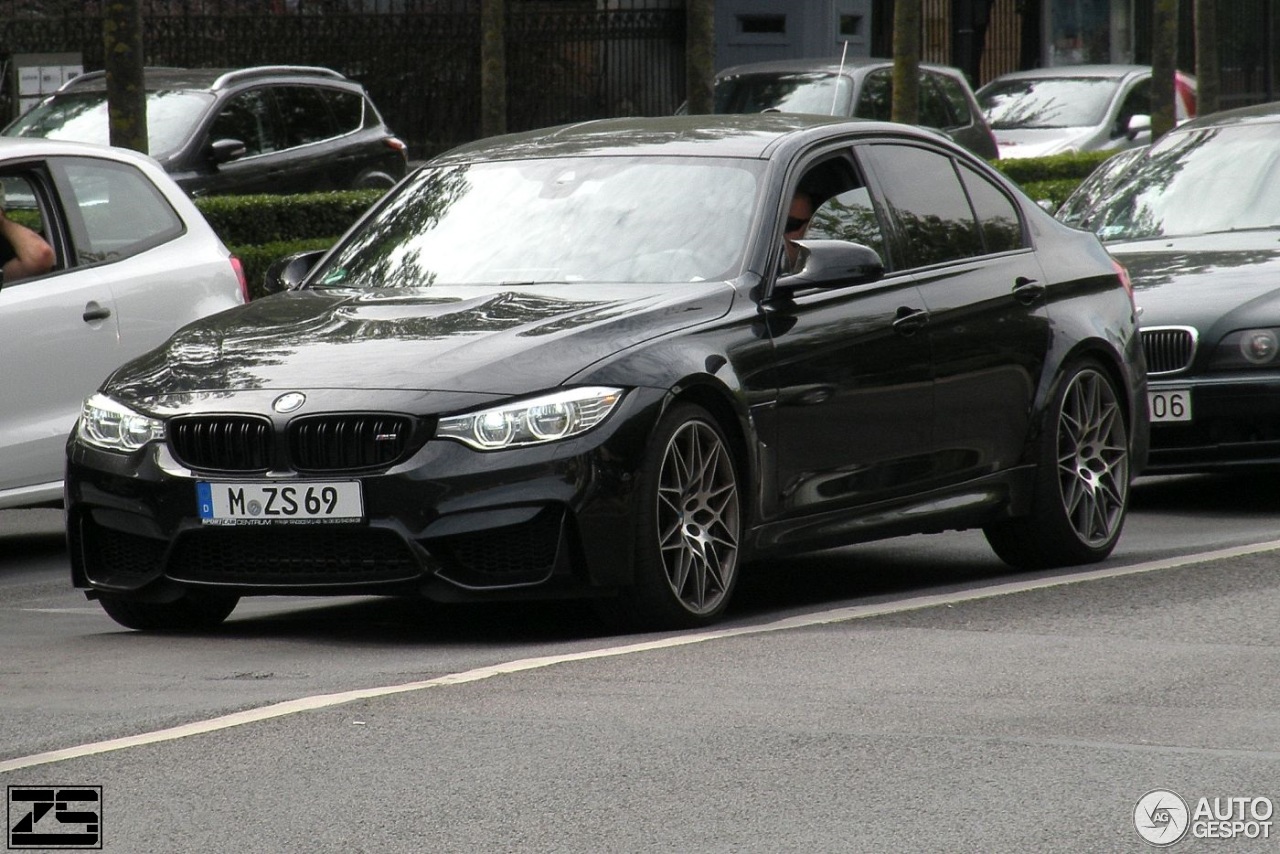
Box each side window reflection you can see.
[861,144,982,268]
[807,186,887,262]
[959,163,1025,254]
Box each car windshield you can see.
[4,90,214,159]
[714,72,853,116]
[979,77,1120,129]
[310,156,764,288]
[1086,123,1280,241]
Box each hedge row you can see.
[195,151,1117,299]
[194,190,382,298]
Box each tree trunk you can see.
[685,0,715,114]
[480,0,506,138]
[102,0,147,154]
[1194,0,1219,116]
[892,0,921,125]
[1151,0,1179,139]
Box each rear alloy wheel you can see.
[984,361,1130,569]
[96,590,240,632]
[610,403,742,630]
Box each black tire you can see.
[984,360,1131,570]
[97,590,239,632]
[601,402,742,631]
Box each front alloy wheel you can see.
[985,361,1130,569]
[605,402,742,630]
[655,416,741,617]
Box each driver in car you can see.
[0,207,55,283]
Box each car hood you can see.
[1106,231,1280,330]
[104,283,737,399]
[992,127,1096,158]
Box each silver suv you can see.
[707,57,1000,160]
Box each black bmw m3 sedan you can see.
[65,114,1148,632]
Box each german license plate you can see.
[197,481,364,525]
[1148,388,1191,423]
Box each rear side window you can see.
[958,163,1025,253]
[931,73,975,128]
[326,89,365,134]
[918,75,954,130]
[55,158,183,265]
[275,86,338,147]
[854,69,892,121]
[861,143,982,267]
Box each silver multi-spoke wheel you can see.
[984,360,1130,570]
[1056,367,1129,547]
[655,420,741,616]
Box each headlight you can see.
[77,393,166,452]
[437,387,625,450]
[1210,328,1280,369]
[1240,329,1280,364]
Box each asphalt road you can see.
[3,474,1280,852]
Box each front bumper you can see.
[66,388,666,602]
[1145,374,1280,473]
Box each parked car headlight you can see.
[78,394,166,452]
[437,387,625,450]
[1210,329,1280,368]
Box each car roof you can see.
[435,114,949,163]
[982,64,1151,84]
[58,65,352,94]
[716,57,965,80]
[1168,98,1280,132]
[0,135,162,165]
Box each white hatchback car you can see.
[976,65,1197,159]
[0,137,247,509]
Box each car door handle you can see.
[1012,276,1045,305]
[891,306,928,336]
[82,303,112,323]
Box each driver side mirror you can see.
[1125,114,1151,140]
[207,138,247,165]
[771,239,885,298]
[263,249,326,295]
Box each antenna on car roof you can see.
[831,41,849,115]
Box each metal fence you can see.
[3,0,1278,157]
[0,0,686,158]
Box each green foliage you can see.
[1018,178,1082,209]
[229,238,335,301]
[195,189,383,247]
[989,150,1116,183]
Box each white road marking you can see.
[3,538,1278,774]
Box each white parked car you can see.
[976,64,1197,159]
[0,137,247,509]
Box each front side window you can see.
[311,156,764,287]
[860,144,982,267]
[55,158,183,265]
[208,89,277,156]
